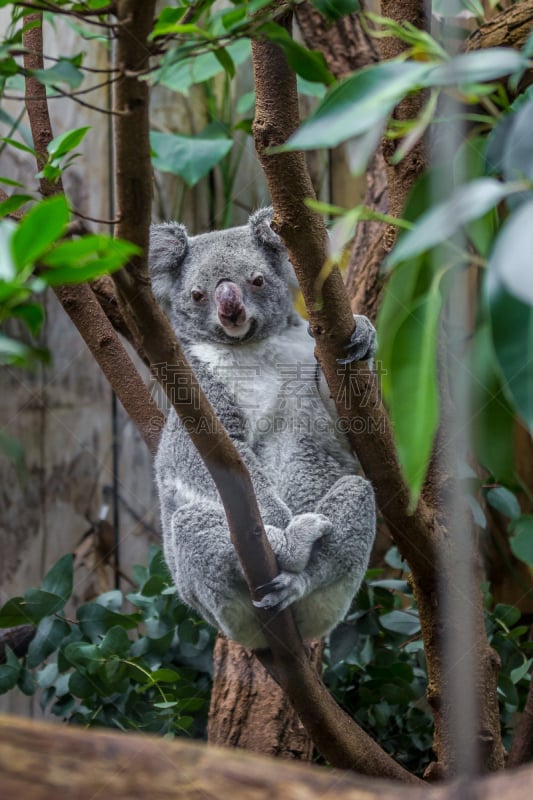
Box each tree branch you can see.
[21,14,163,456]
[251,5,509,778]
[295,0,389,322]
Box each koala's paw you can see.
[280,513,331,572]
[337,314,377,366]
[287,512,332,541]
[253,571,308,612]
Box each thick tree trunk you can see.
[208,637,321,760]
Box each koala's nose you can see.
[215,281,246,326]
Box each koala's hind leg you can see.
[254,476,375,612]
[311,475,376,584]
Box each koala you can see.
[150,208,376,650]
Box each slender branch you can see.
[21,14,163,456]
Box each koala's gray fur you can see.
[150,208,376,649]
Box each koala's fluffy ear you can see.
[249,207,285,252]
[249,207,298,293]
[149,222,189,306]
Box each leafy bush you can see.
[1,545,531,770]
[0,546,214,737]
[324,548,533,776]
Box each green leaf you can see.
[310,0,360,22]
[488,200,533,307]
[487,266,533,431]
[151,668,182,683]
[501,99,533,183]
[510,515,533,566]
[77,603,138,641]
[380,610,421,637]
[510,658,532,684]
[151,131,232,187]
[0,646,21,693]
[155,40,250,93]
[23,589,66,623]
[47,126,90,160]
[384,281,444,502]
[12,195,70,269]
[0,194,32,218]
[284,61,432,151]
[486,487,521,520]
[41,554,73,603]
[41,235,139,285]
[33,59,84,89]
[17,666,36,696]
[99,626,131,657]
[68,670,95,699]
[424,49,526,88]
[9,303,45,336]
[259,23,334,85]
[388,179,518,268]
[213,47,235,78]
[0,597,31,627]
[27,615,71,669]
[1,137,36,157]
[63,641,100,667]
[470,324,515,484]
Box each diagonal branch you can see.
[107,1,419,781]
[251,7,439,589]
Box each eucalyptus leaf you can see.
[27,616,70,669]
[12,195,70,269]
[388,179,518,268]
[509,515,533,566]
[41,553,73,603]
[285,61,432,151]
[487,269,533,430]
[23,589,66,623]
[151,131,232,186]
[0,647,21,693]
[423,49,526,88]
[488,200,533,306]
[155,40,250,92]
[33,59,84,89]
[384,282,444,501]
[486,487,521,520]
[380,610,421,637]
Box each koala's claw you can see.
[337,315,377,365]
[253,572,306,611]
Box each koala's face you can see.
[149,209,298,345]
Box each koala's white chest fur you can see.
[189,321,333,440]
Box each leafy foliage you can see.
[1,546,530,774]
[325,554,533,776]
[0,547,214,736]
[0,192,139,368]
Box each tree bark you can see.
[295,1,388,321]
[21,17,164,456]
[4,712,533,800]
[207,637,321,760]
[252,6,506,778]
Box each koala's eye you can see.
[251,273,264,287]
[191,288,206,303]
